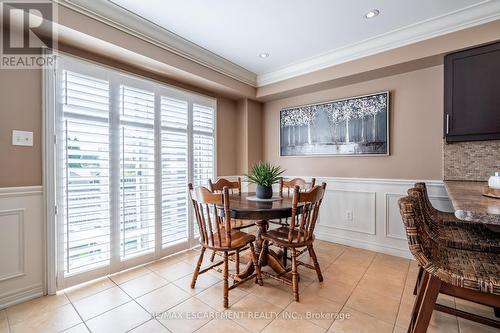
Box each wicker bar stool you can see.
[399,193,500,332]
[409,184,500,295]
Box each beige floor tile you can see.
[329,307,393,333]
[173,271,220,296]
[64,277,115,302]
[455,298,497,320]
[136,283,191,314]
[128,319,169,333]
[86,301,151,333]
[62,323,90,333]
[9,303,81,333]
[250,279,294,309]
[283,293,343,329]
[356,276,404,300]
[196,319,249,333]
[73,286,131,320]
[262,317,326,333]
[157,298,215,333]
[109,266,151,285]
[146,256,183,272]
[196,281,248,311]
[323,262,367,286]
[395,293,414,329]
[6,293,69,326]
[344,285,401,324]
[0,310,9,333]
[458,318,500,333]
[155,261,196,282]
[427,311,459,333]
[226,294,282,333]
[119,272,168,298]
[371,254,410,270]
[302,277,355,305]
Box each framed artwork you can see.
[280,91,389,156]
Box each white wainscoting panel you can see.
[223,176,450,259]
[320,189,376,235]
[0,186,44,309]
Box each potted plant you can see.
[245,162,285,199]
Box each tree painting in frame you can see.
[280,92,389,156]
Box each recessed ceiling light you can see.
[259,52,270,58]
[364,9,380,19]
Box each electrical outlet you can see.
[345,210,353,221]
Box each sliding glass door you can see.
[54,55,216,288]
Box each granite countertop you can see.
[444,180,500,225]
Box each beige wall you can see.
[262,65,444,180]
[0,69,42,187]
[234,99,263,175]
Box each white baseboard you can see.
[315,231,413,259]
[0,283,44,310]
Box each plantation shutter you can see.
[192,103,215,186]
[119,85,156,259]
[160,96,189,246]
[61,71,111,274]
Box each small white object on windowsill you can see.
[488,172,500,190]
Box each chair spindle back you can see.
[209,177,241,195]
[287,183,326,243]
[188,183,232,248]
[279,178,316,197]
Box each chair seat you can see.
[205,230,255,250]
[437,220,500,253]
[427,210,500,253]
[262,226,314,247]
[422,243,500,295]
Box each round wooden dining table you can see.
[220,192,303,280]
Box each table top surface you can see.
[220,192,300,220]
[444,180,500,225]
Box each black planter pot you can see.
[256,185,273,199]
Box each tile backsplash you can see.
[443,140,500,181]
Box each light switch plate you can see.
[12,130,33,147]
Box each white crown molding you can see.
[54,0,258,87]
[257,0,500,86]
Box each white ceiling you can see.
[62,0,500,86]
[110,0,488,74]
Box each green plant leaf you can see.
[244,161,286,186]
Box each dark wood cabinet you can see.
[444,41,500,142]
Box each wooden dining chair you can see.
[272,177,317,266]
[279,177,316,197]
[209,177,242,195]
[259,183,326,302]
[188,183,263,308]
[399,193,500,332]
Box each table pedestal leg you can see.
[237,220,287,280]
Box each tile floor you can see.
[0,240,498,333]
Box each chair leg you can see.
[191,247,206,289]
[210,250,216,262]
[412,274,441,333]
[291,248,299,302]
[307,245,323,282]
[235,249,240,276]
[223,251,229,309]
[249,242,263,286]
[413,266,424,296]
